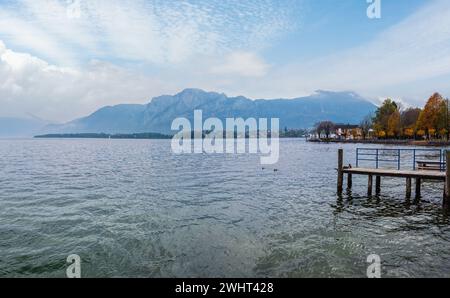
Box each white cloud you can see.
[0,40,5,54]
[0,10,79,66]
[0,40,273,122]
[0,0,299,66]
[210,52,269,77]
[2,0,450,121]
[0,0,301,122]
[0,41,174,121]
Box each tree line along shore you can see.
[310,92,450,145]
[34,130,309,140]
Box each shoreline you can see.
[34,133,173,140]
[307,139,450,147]
[33,132,308,140]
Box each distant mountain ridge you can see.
[41,88,377,135]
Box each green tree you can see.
[373,99,399,138]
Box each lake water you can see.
[1,138,450,278]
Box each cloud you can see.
[0,0,299,66]
[0,40,272,122]
[2,0,450,121]
[0,10,79,66]
[0,0,300,121]
[0,41,174,121]
[210,52,269,77]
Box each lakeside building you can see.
[335,124,362,140]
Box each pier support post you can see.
[368,175,373,196]
[337,149,344,194]
[445,151,450,207]
[415,178,421,199]
[406,178,412,199]
[375,176,381,195]
[347,174,352,190]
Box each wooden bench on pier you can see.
[416,160,446,171]
[337,149,450,206]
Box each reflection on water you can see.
[0,138,450,277]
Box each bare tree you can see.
[400,108,421,128]
[360,114,373,140]
[316,121,335,139]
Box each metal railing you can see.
[356,148,446,171]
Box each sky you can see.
[1,0,450,122]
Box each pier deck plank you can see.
[343,167,445,181]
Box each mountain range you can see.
[1,89,377,137]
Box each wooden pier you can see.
[337,149,450,207]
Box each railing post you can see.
[413,149,416,171]
[356,148,359,168]
[337,149,344,195]
[445,150,450,207]
[376,149,379,169]
[398,149,401,170]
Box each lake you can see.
[1,138,450,277]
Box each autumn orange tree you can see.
[370,93,448,140]
[416,93,448,139]
[387,110,401,137]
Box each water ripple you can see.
[1,139,450,277]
